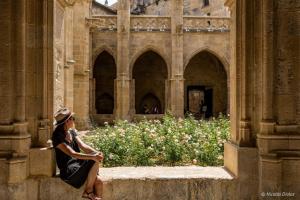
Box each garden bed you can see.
[83,114,230,167]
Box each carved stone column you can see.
[73,0,92,129]
[0,0,30,156]
[259,0,276,136]
[170,0,184,117]
[115,0,131,120]
[224,1,258,199]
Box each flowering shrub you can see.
[83,114,230,167]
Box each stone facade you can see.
[88,1,231,125]
[118,0,230,16]
[0,0,299,199]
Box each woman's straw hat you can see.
[53,107,75,126]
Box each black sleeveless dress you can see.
[52,128,95,188]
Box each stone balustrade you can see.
[130,16,171,32]
[86,15,118,32]
[183,16,230,32]
[86,16,230,33]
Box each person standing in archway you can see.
[52,107,103,200]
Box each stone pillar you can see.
[73,0,91,129]
[259,0,276,136]
[115,0,131,120]
[257,0,300,196]
[64,6,75,111]
[0,0,30,156]
[224,1,258,199]
[0,4,30,182]
[238,0,255,147]
[170,0,184,117]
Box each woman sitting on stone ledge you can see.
[52,107,104,200]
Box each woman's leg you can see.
[84,161,99,193]
[94,175,103,198]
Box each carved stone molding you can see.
[86,16,117,32]
[131,16,171,32]
[183,17,230,32]
[183,17,230,33]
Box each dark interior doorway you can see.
[187,86,213,119]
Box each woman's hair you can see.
[53,123,65,135]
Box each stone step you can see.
[28,166,237,200]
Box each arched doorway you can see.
[184,50,227,118]
[132,51,168,114]
[93,51,116,114]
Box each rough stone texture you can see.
[102,167,236,200]
[224,0,300,199]
[29,148,56,177]
[109,0,230,16]
[0,0,300,199]
[22,167,237,200]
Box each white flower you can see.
[150,129,155,133]
[104,122,108,125]
[192,159,197,164]
[109,153,114,159]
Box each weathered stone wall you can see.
[73,0,91,129]
[13,167,237,200]
[224,0,300,199]
[0,0,55,199]
[54,1,65,113]
[142,0,230,16]
[90,25,230,120]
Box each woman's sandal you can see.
[82,191,102,200]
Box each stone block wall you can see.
[73,0,92,129]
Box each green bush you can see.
[83,113,230,167]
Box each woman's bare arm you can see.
[75,136,99,154]
[56,143,102,161]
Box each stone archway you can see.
[184,50,227,118]
[93,51,117,114]
[139,93,162,114]
[132,51,168,114]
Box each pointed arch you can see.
[184,47,229,76]
[184,49,228,117]
[138,93,162,114]
[92,46,116,68]
[130,46,170,79]
[132,49,168,114]
[93,50,117,115]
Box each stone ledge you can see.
[27,166,237,200]
[99,166,235,180]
